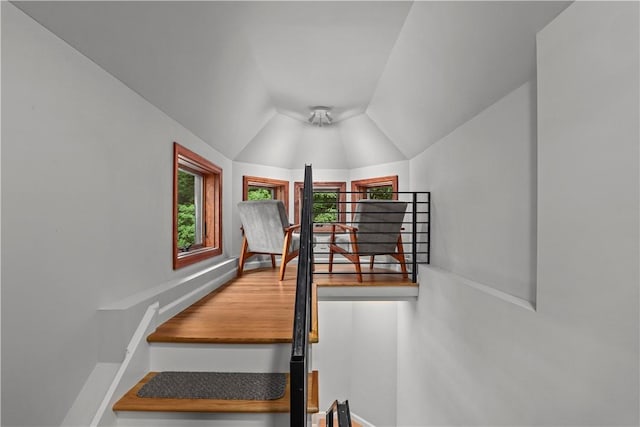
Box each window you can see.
[242,176,289,211]
[351,175,398,205]
[173,142,222,269]
[294,181,347,225]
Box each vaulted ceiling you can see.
[14,1,570,169]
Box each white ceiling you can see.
[13,1,570,169]
[368,1,571,158]
[240,1,412,123]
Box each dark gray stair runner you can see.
[137,372,286,401]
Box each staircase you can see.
[102,164,337,426]
[108,267,319,426]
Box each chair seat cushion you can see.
[290,233,300,252]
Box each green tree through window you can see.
[247,187,273,201]
[313,191,338,223]
[294,181,345,225]
[177,170,196,250]
[368,185,393,200]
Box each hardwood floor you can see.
[148,267,318,344]
[114,371,319,413]
[146,262,414,345]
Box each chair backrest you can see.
[352,200,408,254]
[237,200,290,253]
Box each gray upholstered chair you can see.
[237,200,300,280]
[328,199,408,282]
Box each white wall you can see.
[397,2,638,425]
[348,160,410,192]
[1,4,233,426]
[314,302,354,409]
[314,301,398,427]
[291,167,350,185]
[0,3,4,424]
[349,302,398,427]
[410,81,537,303]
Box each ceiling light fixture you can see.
[308,106,333,127]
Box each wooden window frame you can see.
[173,142,222,269]
[294,181,347,228]
[242,175,290,212]
[351,175,398,211]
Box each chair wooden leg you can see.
[279,231,293,281]
[238,236,249,277]
[355,260,363,283]
[328,247,334,273]
[280,249,300,281]
[349,234,362,283]
[369,255,375,270]
[395,236,409,279]
[328,226,336,273]
[270,254,276,269]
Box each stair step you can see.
[149,342,292,373]
[113,371,319,414]
[115,412,289,426]
[146,269,318,344]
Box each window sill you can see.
[174,246,222,269]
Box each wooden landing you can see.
[114,371,319,413]
[148,267,318,344]
[313,263,417,287]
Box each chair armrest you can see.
[329,223,358,246]
[331,223,358,232]
[284,224,301,233]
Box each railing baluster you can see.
[427,191,431,265]
[412,192,418,283]
[325,400,352,427]
[292,186,431,425]
[310,191,430,282]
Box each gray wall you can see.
[398,2,639,425]
[314,301,398,427]
[410,81,537,303]
[2,2,638,426]
[1,4,232,426]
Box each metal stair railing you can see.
[325,400,352,427]
[311,191,431,282]
[290,164,314,427]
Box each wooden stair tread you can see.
[113,371,319,413]
[147,268,318,344]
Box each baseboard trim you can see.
[422,265,536,312]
